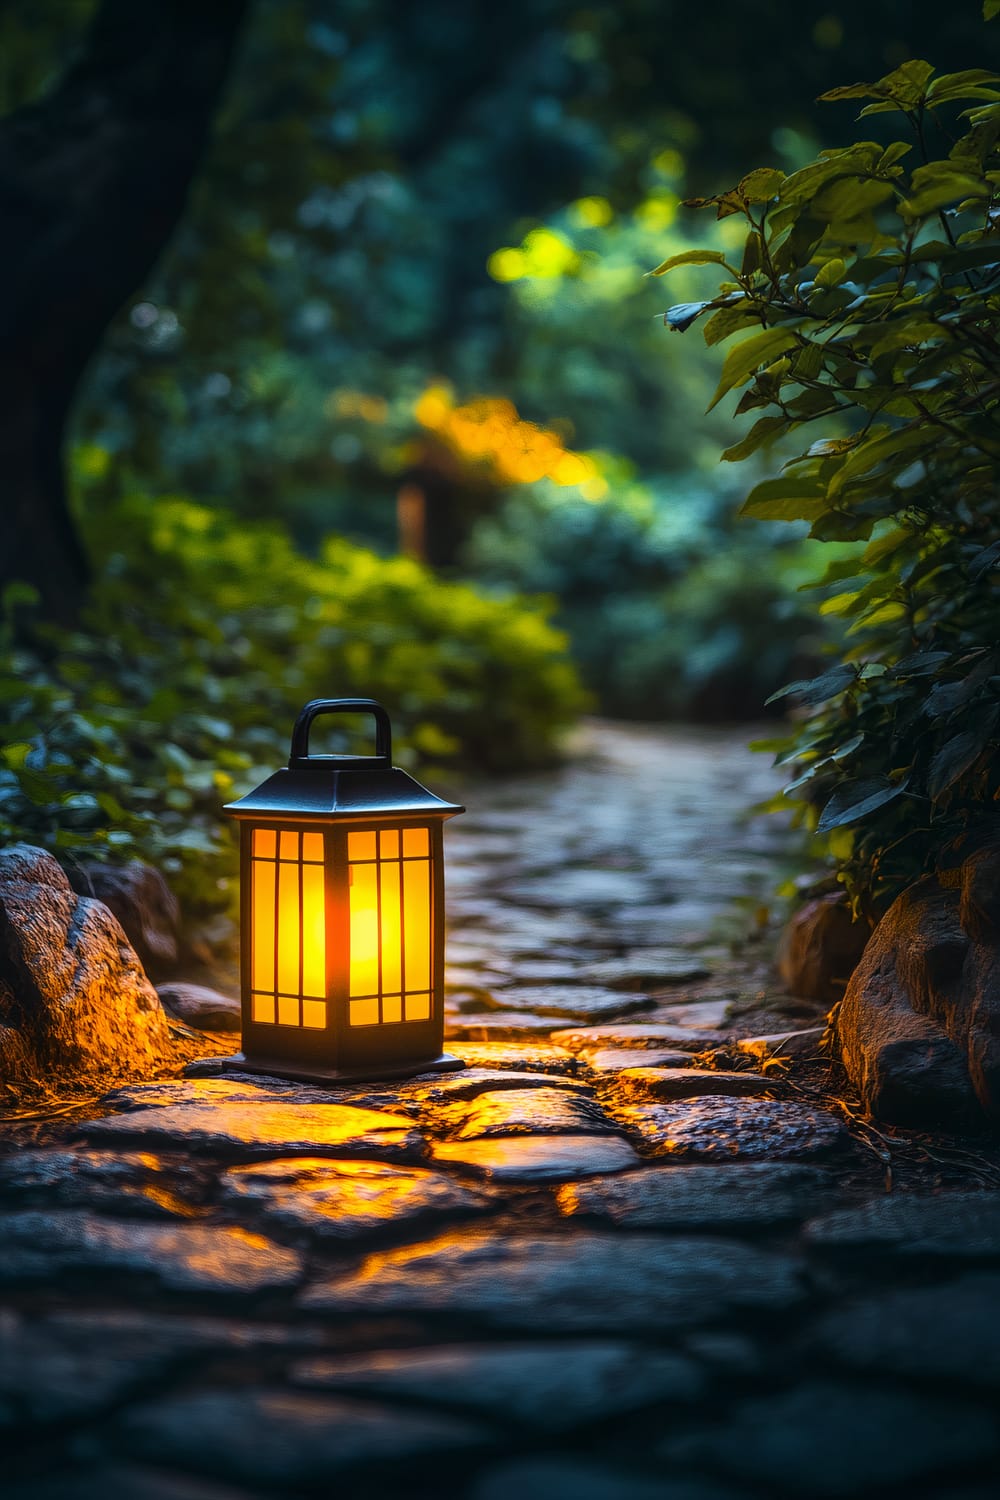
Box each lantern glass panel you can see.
[250,826,327,1029]
[347,823,433,1026]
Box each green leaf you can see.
[707,328,801,411]
[900,164,989,217]
[877,142,913,172]
[986,0,1000,20]
[814,256,846,289]
[827,426,936,496]
[816,775,909,832]
[740,477,828,521]
[741,232,762,277]
[969,540,1000,579]
[738,167,785,202]
[831,731,866,761]
[893,651,953,677]
[818,61,934,110]
[650,249,729,276]
[928,717,998,798]
[702,302,763,347]
[721,416,788,462]
[927,70,1000,105]
[765,664,857,707]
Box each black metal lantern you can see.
[222,698,465,1084]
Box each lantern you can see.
[222,698,465,1084]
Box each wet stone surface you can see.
[79,1096,424,1161]
[613,1096,851,1160]
[218,1157,491,1241]
[290,1339,705,1429]
[442,1086,615,1139]
[430,1133,641,1182]
[661,1380,999,1498]
[803,1191,1000,1257]
[4,722,1000,1497]
[556,1163,833,1230]
[300,1229,806,1330]
[0,1211,303,1294]
[612,1066,775,1100]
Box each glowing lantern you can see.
[223,698,465,1083]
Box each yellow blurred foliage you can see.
[413,385,608,498]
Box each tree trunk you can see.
[0,0,248,621]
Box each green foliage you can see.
[666,52,1000,909]
[463,478,827,720]
[0,498,586,926]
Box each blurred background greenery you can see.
[0,0,990,924]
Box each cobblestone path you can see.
[4,723,1000,1499]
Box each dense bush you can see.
[463,477,826,719]
[662,37,1000,910]
[0,497,586,926]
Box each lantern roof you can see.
[224,762,463,822]
[223,697,464,824]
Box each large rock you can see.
[777,892,871,1004]
[68,859,180,976]
[0,844,171,1089]
[833,849,1000,1126]
[156,982,241,1033]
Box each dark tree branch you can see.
[0,0,248,618]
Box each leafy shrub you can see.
[463,477,827,719]
[661,39,1000,910]
[0,497,586,926]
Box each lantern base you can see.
[198,1050,466,1086]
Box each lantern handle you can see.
[289,698,393,768]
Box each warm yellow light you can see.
[348,827,432,1027]
[248,824,434,1034]
[251,828,326,1029]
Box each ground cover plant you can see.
[0,495,585,928]
[659,16,1000,911]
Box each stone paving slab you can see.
[483,984,657,1021]
[556,1163,833,1230]
[429,1134,641,1182]
[79,1099,424,1162]
[0,1308,182,1428]
[471,1462,746,1500]
[578,951,711,987]
[0,1147,199,1219]
[301,1230,805,1332]
[119,1389,490,1484]
[807,1273,1000,1387]
[614,1097,850,1161]
[580,1047,697,1072]
[445,1012,561,1040]
[502,868,655,909]
[7,1466,254,1500]
[550,1022,727,1051]
[661,1380,999,1498]
[645,998,735,1029]
[803,1192,1000,1257]
[613,1067,774,1101]
[0,1211,303,1294]
[290,1339,705,1430]
[325,1068,594,1114]
[441,1041,579,1074]
[219,1157,492,1242]
[443,1086,615,1139]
